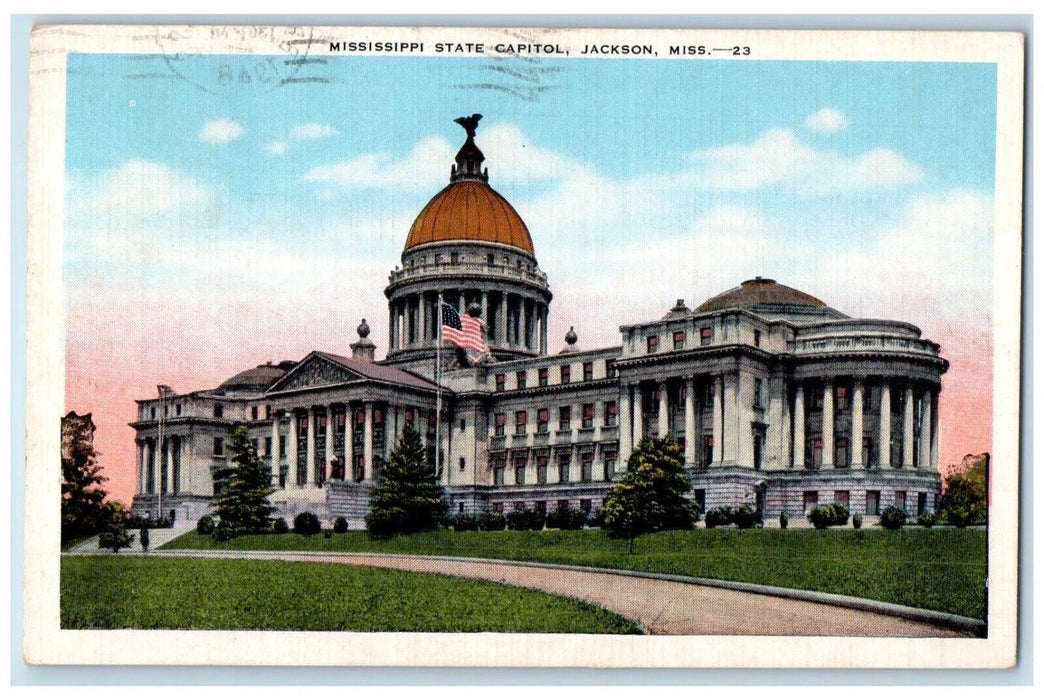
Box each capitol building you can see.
[131,118,947,526]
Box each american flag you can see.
[441,302,488,353]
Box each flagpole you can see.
[436,293,443,480]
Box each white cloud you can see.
[66,159,213,224]
[804,108,848,133]
[290,122,338,141]
[266,141,289,156]
[199,118,244,145]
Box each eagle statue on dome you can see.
[454,113,482,138]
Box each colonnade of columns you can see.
[614,373,940,472]
[388,289,548,354]
[137,436,180,496]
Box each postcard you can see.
[26,25,1023,667]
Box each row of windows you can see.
[489,499,598,515]
[647,326,719,353]
[491,451,617,485]
[495,360,614,391]
[494,402,618,436]
[410,252,536,272]
[149,403,184,419]
[802,489,933,516]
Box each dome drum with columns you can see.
[130,116,947,529]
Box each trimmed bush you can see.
[332,516,349,534]
[98,530,134,553]
[272,517,289,534]
[704,507,733,529]
[545,506,587,531]
[852,513,863,530]
[732,505,761,529]
[917,511,938,529]
[831,503,850,526]
[808,505,836,530]
[477,510,507,531]
[212,522,235,542]
[451,513,479,532]
[779,511,789,529]
[196,515,215,536]
[880,506,907,530]
[293,511,321,536]
[506,507,545,531]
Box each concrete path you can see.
[67,524,195,554]
[152,549,974,637]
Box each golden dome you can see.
[404,180,535,254]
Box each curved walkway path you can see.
[156,549,975,637]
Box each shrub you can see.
[478,510,507,531]
[880,506,907,530]
[506,507,545,531]
[196,515,215,536]
[779,511,788,529]
[732,505,761,529]
[545,506,587,530]
[212,522,235,542]
[808,505,836,530]
[98,530,134,553]
[293,511,321,536]
[704,507,733,529]
[852,513,863,529]
[272,517,289,534]
[831,503,850,526]
[332,516,349,534]
[451,513,479,532]
[917,511,938,529]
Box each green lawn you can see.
[61,556,642,633]
[164,527,988,620]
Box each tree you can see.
[600,436,696,553]
[365,424,447,537]
[61,412,117,545]
[211,426,276,537]
[939,454,989,527]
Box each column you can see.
[458,290,465,315]
[879,382,892,468]
[384,402,395,459]
[918,389,931,470]
[136,441,145,494]
[164,439,174,494]
[793,383,805,469]
[684,377,696,465]
[499,293,508,345]
[619,384,633,467]
[632,384,643,444]
[540,305,548,354]
[363,401,374,481]
[481,291,489,340]
[930,390,940,471]
[288,411,299,487]
[415,294,423,345]
[712,377,723,464]
[722,373,739,464]
[346,403,356,479]
[657,381,669,437]
[270,417,280,485]
[903,384,915,468]
[822,380,834,468]
[325,406,335,480]
[305,407,316,487]
[852,381,864,468]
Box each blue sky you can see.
[64,52,997,358]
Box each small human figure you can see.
[140,524,150,553]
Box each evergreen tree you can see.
[365,424,447,537]
[212,426,276,536]
[61,412,116,545]
[600,436,696,553]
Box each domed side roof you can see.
[404,180,535,254]
[696,278,834,314]
[218,363,288,392]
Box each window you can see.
[450,252,459,264]
[536,454,548,484]
[866,490,881,515]
[582,403,595,429]
[894,490,907,514]
[213,437,224,456]
[810,388,824,410]
[560,365,571,384]
[647,335,659,353]
[673,330,686,350]
[251,406,259,421]
[580,499,592,514]
[459,456,466,472]
[279,435,286,457]
[458,502,465,514]
[700,326,714,346]
[605,359,617,378]
[602,453,616,480]
[557,499,569,512]
[264,436,272,456]
[404,407,415,427]
[583,362,594,382]
[516,371,527,389]
[459,418,466,431]
[487,253,495,265]
[803,490,819,515]
[558,453,570,483]
[493,458,506,485]
[493,502,504,513]
[494,412,505,437]
[702,435,714,467]
[753,330,761,347]
[513,454,527,485]
[538,367,549,387]
[251,438,259,455]
[581,454,594,482]
[834,490,850,510]
[151,407,156,419]
[693,489,706,514]
[535,501,546,515]
[176,404,182,416]
[753,430,764,470]
[213,404,223,418]
[514,410,528,436]
[836,385,849,411]
[863,387,873,413]
[917,492,928,515]
[558,406,572,431]
[835,437,849,468]
[265,405,271,419]
[811,437,823,468]
[433,253,442,264]
[495,373,506,391]
[537,408,550,434]
[754,378,765,408]
[604,401,618,426]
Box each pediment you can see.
[269,354,359,392]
